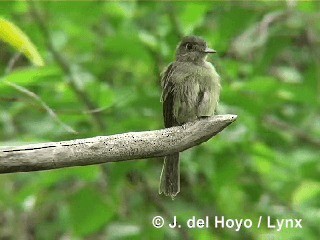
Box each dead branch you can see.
[0,115,237,174]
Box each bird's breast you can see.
[173,62,219,83]
[171,61,220,124]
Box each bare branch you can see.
[5,52,22,74]
[28,1,106,131]
[3,51,76,133]
[0,114,237,174]
[3,80,77,134]
[264,116,320,148]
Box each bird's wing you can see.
[160,63,175,102]
[160,63,178,127]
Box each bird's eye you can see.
[185,43,193,50]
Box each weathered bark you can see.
[0,114,237,174]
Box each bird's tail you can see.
[159,153,180,199]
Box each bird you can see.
[159,35,221,198]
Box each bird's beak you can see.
[204,47,216,54]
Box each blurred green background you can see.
[0,1,319,240]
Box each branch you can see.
[28,1,106,131]
[3,81,77,134]
[166,4,184,39]
[0,114,237,174]
[3,53,77,134]
[5,52,22,74]
[264,116,320,148]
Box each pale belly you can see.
[173,73,220,124]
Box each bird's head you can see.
[175,36,216,62]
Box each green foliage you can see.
[68,186,115,236]
[0,17,44,66]
[0,1,319,239]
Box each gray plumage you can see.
[159,36,221,198]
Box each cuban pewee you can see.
[159,36,221,198]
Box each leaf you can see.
[278,84,317,104]
[68,187,114,237]
[292,181,320,206]
[0,18,44,66]
[297,1,318,13]
[107,224,140,239]
[104,35,152,67]
[15,166,101,203]
[254,35,291,74]
[179,3,210,34]
[86,81,115,109]
[241,76,278,94]
[0,66,60,85]
[210,5,259,52]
